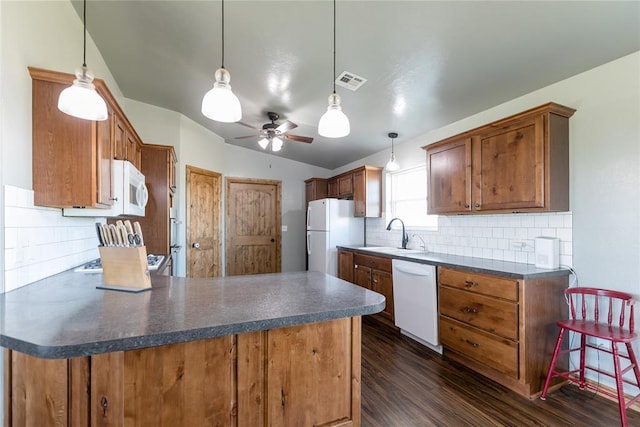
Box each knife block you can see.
[98,246,152,292]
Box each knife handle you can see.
[133,221,144,246]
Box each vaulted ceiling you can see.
[72,1,640,170]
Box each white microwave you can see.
[63,160,148,217]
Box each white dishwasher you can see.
[392,259,442,354]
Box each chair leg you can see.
[612,342,629,427]
[626,342,640,386]
[578,333,587,389]
[541,327,566,400]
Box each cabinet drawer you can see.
[440,317,518,378]
[438,267,518,301]
[439,286,518,340]
[354,254,391,273]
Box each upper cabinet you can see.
[29,67,146,208]
[305,165,383,218]
[424,102,575,215]
[29,67,114,208]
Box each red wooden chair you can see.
[541,287,640,426]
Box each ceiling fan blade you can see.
[236,121,260,130]
[284,134,313,144]
[235,134,259,140]
[276,120,298,133]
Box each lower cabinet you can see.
[438,267,568,398]
[5,317,362,427]
[353,253,394,321]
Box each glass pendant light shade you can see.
[318,92,350,138]
[58,66,108,121]
[271,137,284,152]
[258,137,270,150]
[201,67,242,123]
[57,0,107,121]
[385,132,400,171]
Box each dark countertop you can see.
[338,245,570,279]
[0,270,385,359]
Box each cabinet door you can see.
[372,270,394,320]
[473,116,545,211]
[337,174,353,198]
[96,112,113,207]
[426,138,472,214]
[337,250,354,283]
[352,167,382,218]
[113,114,127,160]
[327,178,338,198]
[353,170,366,217]
[353,264,372,290]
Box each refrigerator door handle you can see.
[306,231,312,255]
[306,206,311,230]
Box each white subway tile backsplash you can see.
[367,211,573,268]
[3,185,102,293]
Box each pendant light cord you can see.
[221,0,225,68]
[82,0,87,67]
[332,0,336,94]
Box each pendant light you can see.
[386,132,400,171]
[57,0,108,121]
[318,0,350,138]
[202,0,242,123]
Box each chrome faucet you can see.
[386,217,408,249]
[413,234,427,252]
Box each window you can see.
[386,165,438,230]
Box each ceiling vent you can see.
[335,71,367,91]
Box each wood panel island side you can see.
[1,271,384,427]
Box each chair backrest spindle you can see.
[565,287,635,331]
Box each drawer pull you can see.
[463,306,479,314]
[465,339,480,348]
[464,280,479,288]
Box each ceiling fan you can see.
[235,112,313,152]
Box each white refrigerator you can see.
[307,198,364,276]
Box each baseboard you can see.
[573,377,640,413]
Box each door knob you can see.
[192,242,200,249]
[270,238,275,242]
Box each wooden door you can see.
[96,110,113,207]
[113,114,127,160]
[186,165,222,278]
[226,178,281,276]
[353,264,372,290]
[426,137,472,214]
[473,115,545,211]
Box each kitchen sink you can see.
[354,246,425,254]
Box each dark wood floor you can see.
[360,315,640,427]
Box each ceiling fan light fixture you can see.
[271,137,284,152]
[385,132,400,171]
[58,0,108,121]
[202,67,242,122]
[202,0,242,123]
[319,92,350,138]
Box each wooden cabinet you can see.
[327,178,338,198]
[352,166,382,217]
[304,178,328,205]
[337,173,354,198]
[337,249,354,283]
[29,68,114,209]
[6,317,362,426]
[137,144,177,257]
[354,253,394,321]
[113,112,143,170]
[437,266,568,398]
[305,165,383,218]
[424,103,575,215]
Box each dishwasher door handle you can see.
[393,262,434,276]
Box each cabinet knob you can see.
[463,306,479,314]
[464,280,479,288]
[464,203,470,208]
[101,396,109,416]
[465,339,480,348]
[474,203,481,208]
[192,242,200,249]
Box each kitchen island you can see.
[1,270,384,427]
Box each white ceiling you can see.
[72,1,640,170]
